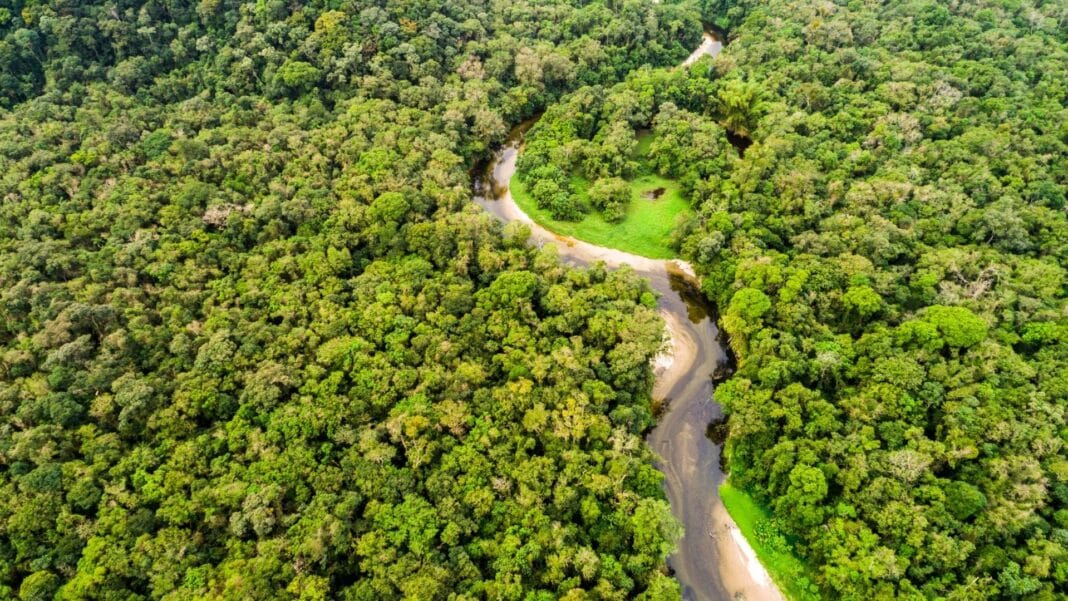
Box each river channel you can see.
[472,31,784,601]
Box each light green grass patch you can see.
[720,481,822,601]
[510,171,690,260]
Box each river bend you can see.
[471,32,784,601]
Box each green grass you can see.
[720,481,823,601]
[509,130,694,258]
[634,129,655,158]
[510,171,690,259]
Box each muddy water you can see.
[473,103,784,599]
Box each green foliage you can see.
[511,173,691,259]
[0,0,706,598]
[920,305,989,349]
[696,0,1068,598]
[720,482,821,601]
[729,288,772,320]
[18,571,59,601]
[512,68,728,255]
[944,481,988,521]
[588,177,632,223]
[841,285,881,317]
[715,78,763,138]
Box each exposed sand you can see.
[653,310,679,377]
[682,32,724,67]
[714,502,782,601]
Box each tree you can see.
[920,305,988,349]
[275,59,322,94]
[779,464,827,529]
[716,79,763,138]
[943,480,987,521]
[842,285,881,318]
[587,177,631,222]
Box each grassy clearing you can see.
[634,129,656,158]
[510,172,689,259]
[510,131,691,259]
[720,481,822,601]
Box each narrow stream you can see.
[471,32,784,601]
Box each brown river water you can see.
[471,31,784,601]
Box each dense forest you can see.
[692,0,1066,599]
[506,0,1067,597]
[0,1,706,599]
[2,0,1066,600]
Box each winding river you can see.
[473,32,784,601]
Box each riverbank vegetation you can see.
[0,1,707,598]
[694,1,1067,599]
[719,482,819,601]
